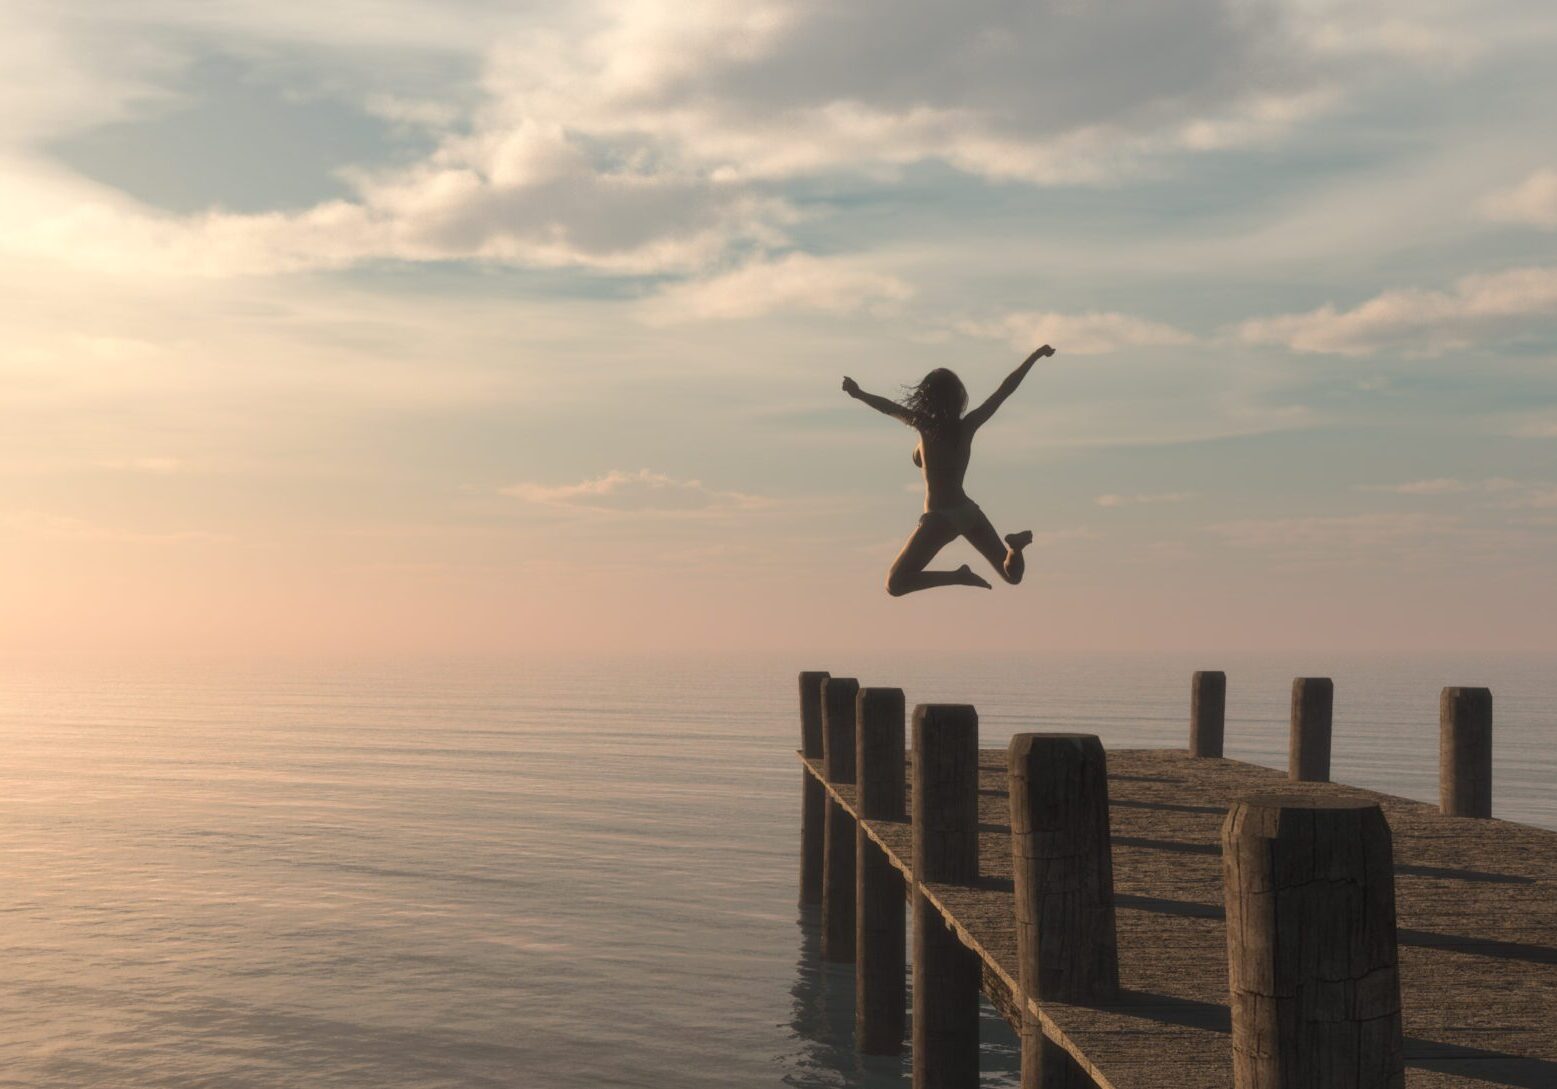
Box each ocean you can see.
[0,652,1551,1087]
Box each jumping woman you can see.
[842,344,1055,595]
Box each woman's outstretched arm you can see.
[842,376,913,422]
[964,345,1054,430]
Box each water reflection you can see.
[785,906,1020,1087]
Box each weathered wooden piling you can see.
[1288,677,1333,782]
[855,687,907,1055]
[1222,796,1404,1089]
[1440,686,1492,818]
[1189,670,1226,757]
[822,676,860,962]
[1009,734,1119,1089]
[912,704,981,1089]
[799,671,829,906]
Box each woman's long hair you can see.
[901,368,967,436]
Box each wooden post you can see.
[1222,796,1404,1089]
[1009,734,1119,1089]
[1440,687,1492,818]
[821,677,860,962]
[856,687,907,1055]
[1289,677,1333,782]
[1190,671,1226,757]
[823,676,859,785]
[911,704,980,1089]
[799,671,829,906]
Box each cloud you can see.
[1356,478,1521,496]
[499,469,768,515]
[492,0,1334,185]
[1509,486,1557,510]
[1480,168,1557,228]
[99,456,185,474]
[2,124,796,277]
[0,510,226,543]
[1510,414,1557,439]
[1207,511,1455,554]
[643,253,911,323]
[1235,266,1557,356]
[1095,491,1196,507]
[958,311,1195,355]
[0,0,1377,279]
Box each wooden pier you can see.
[796,671,1557,1089]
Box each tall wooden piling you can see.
[1289,677,1333,782]
[1440,686,1492,818]
[822,677,861,962]
[1189,670,1226,757]
[1009,734,1119,1089]
[855,687,907,1055]
[799,671,829,906]
[911,704,981,1089]
[1222,796,1404,1089]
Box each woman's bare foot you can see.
[1003,530,1032,584]
[956,564,994,589]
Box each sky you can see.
[1,0,1555,660]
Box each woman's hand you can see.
[1027,344,1056,362]
[841,376,860,396]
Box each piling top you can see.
[1441,685,1492,710]
[1007,732,1105,767]
[913,702,977,718]
[1232,793,1380,813]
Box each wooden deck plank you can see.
[800,748,1557,1089]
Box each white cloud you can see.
[1095,491,1196,507]
[0,0,1394,280]
[1207,511,1455,553]
[1235,266,1557,356]
[1480,168,1557,229]
[100,456,184,474]
[1356,478,1521,495]
[499,469,768,514]
[643,253,911,323]
[493,0,1334,185]
[1,125,795,277]
[958,311,1195,355]
[1510,414,1557,439]
[0,510,227,543]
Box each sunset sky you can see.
[2,1,1555,658]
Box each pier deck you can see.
[801,747,1557,1089]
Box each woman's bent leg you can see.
[963,508,1030,586]
[886,515,991,595]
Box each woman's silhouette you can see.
[842,345,1055,595]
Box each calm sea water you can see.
[0,652,1551,1087]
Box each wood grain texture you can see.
[800,747,1557,1089]
[1289,678,1333,783]
[1190,672,1227,758]
[1439,688,1492,819]
[914,889,981,1089]
[1222,797,1404,1089]
[822,796,855,962]
[858,688,907,820]
[857,686,908,1054]
[801,774,824,906]
[823,677,860,784]
[799,671,829,760]
[912,704,978,884]
[1009,733,1119,1004]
